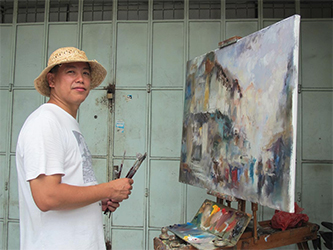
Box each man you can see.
[16,47,133,250]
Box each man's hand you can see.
[107,178,134,202]
[102,199,120,212]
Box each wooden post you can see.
[237,199,246,212]
[252,203,259,243]
[216,197,224,205]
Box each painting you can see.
[168,199,251,249]
[179,15,300,212]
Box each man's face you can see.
[47,62,91,108]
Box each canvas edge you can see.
[288,14,301,213]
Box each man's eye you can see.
[67,70,75,74]
[84,72,91,76]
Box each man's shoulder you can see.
[27,104,70,122]
[21,104,64,132]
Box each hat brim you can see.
[34,59,107,97]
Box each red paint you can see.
[226,219,237,231]
[232,169,238,182]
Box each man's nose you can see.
[76,73,85,83]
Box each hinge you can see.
[5,182,8,191]
[298,84,301,94]
[145,188,149,197]
[147,83,151,93]
[297,192,301,202]
[9,83,13,92]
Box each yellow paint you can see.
[210,205,220,216]
[183,235,191,240]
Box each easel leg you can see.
[251,203,258,243]
[217,198,224,205]
[237,199,246,212]
[297,242,310,250]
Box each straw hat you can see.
[34,47,107,97]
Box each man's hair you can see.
[49,65,60,74]
[48,63,92,75]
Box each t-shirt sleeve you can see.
[21,115,66,181]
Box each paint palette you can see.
[168,199,251,249]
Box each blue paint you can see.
[249,158,256,184]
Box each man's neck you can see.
[47,99,79,119]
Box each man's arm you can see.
[29,174,133,212]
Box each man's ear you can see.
[47,73,55,87]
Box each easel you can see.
[213,196,319,249]
[154,195,319,250]
[153,36,319,250]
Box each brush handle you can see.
[125,153,147,179]
[104,153,146,217]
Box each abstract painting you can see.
[168,199,251,249]
[179,15,300,212]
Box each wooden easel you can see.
[217,198,319,249]
[213,196,319,249]
[154,195,319,250]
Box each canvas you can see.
[179,15,300,213]
[168,199,251,249]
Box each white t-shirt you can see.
[16,103,106,250]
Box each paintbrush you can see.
[104,152,146,217]
[118,150,126,179]
[104,150,126,217]
[125,152,147,178]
